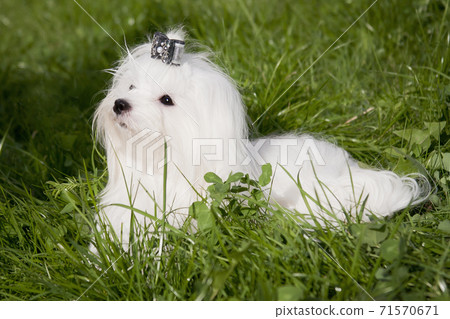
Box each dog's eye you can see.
[159,95,174,106]
[129,84,136,90]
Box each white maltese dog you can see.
[93,29,428,250]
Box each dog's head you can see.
[94,29,248,168]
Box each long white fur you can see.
[93,29,428,249]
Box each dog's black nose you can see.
[113,99,131,115]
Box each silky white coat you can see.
[93,29,427,249]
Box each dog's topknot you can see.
[165,28,186,42]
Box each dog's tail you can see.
[336,168,431,219]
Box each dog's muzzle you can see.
[113,99,131,115]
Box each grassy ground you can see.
[0,0,449,300]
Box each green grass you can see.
[0,0,449,300]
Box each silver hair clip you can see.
[150,32,185,66]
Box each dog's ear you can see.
[191,59,248,141]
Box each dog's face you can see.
[95,45,194,142]
[94,29,248,176]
